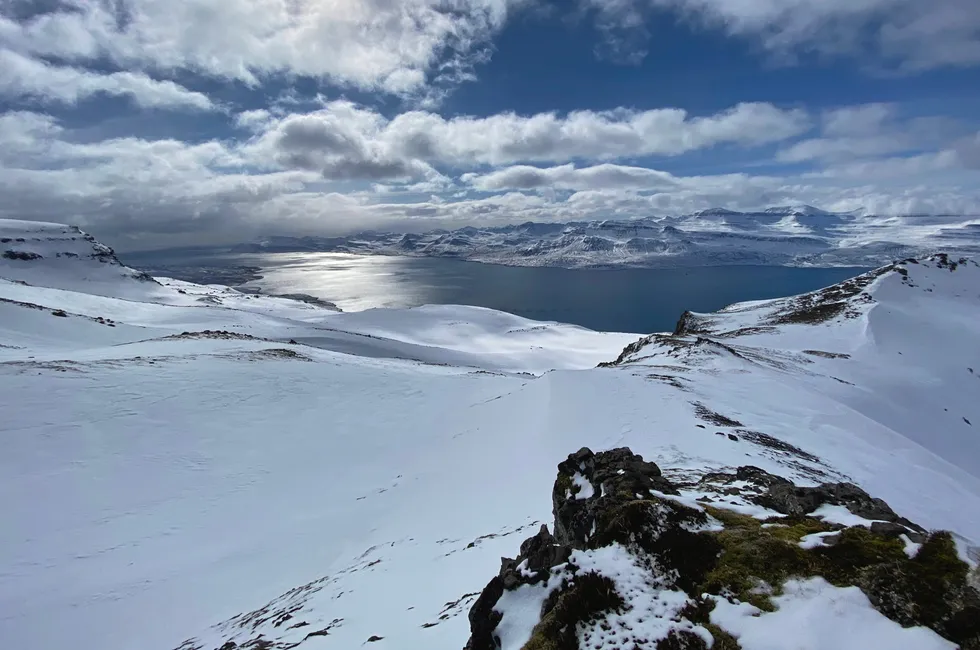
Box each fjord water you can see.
[134,251,868,333]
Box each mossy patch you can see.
[469,449,979,650]
[678,599,742,650]
[701,525,816,611]
[814,526,907,583]
[698,511,837,611]
[590,499,722,594]
[693,510,980,649]
[523,573,624,650]
[703,507,761,530]
[761,515,835,544]
[555,473,573,498]
[854,532,980,649]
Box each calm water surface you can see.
[122,252,867,333]
[201,253,868,333]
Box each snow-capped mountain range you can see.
[233,206,980,269]
[2,219,979,650]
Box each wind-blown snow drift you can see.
[1,219,978,650]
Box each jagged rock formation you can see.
[465,448,980,650]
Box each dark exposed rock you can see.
[464,449,978,650]
[464,577,504,650]
[495,525,572,591]
[754,480,924,532]
[700,466,925,534]
[870,521,925,543]
[519,525,573,577]
[524,572,623,650]
[3,250,42,261]
[734,465,791,487]
[735,430,822,464]
[465,526,571,647]
[674,311,710,336]
[553,447,677,550]
[691,403,744,427]
[598,334,657,367]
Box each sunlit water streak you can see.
[240,253,867,333]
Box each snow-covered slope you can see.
[230,208,980,270]
[1,219,164,296]
[2,220,979,650]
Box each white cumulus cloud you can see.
[0,0,522,95]
[0,48,214,110]
[243,100,810,180]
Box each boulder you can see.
[552,446,677,549]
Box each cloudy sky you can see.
[1,0,979,249]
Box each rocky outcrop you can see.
[3,250,43,261]
[699,465,926,536]
[464,448,980,650]
[552,447,679,550]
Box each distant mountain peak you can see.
[694,207,742,216]
[763,205,832,216]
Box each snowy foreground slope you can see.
[1,219,979,650]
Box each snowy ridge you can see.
[0,219,161,296]
[230,208,980,270]
[1,219,979,650]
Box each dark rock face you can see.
[673,311,709,336]
[751,478,926,534]
[465,448,688,650]
[465,525,572,650]
[516,526,573,582]
[3,250,42,261]
[701,465,927,540]
[552,447,678,550]
[465,579,504,650]
[463,449,980,650]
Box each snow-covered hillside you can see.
[2,219,979,650]
[231,207,980,270]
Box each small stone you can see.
[870,521,911,538]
